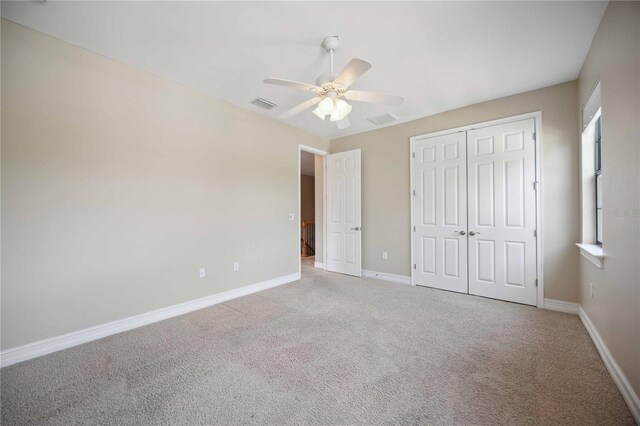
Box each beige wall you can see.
[331,81,580,303]
[300,174,315,224]
[577,1,640,400]
[0,20,328,350]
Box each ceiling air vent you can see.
[251,97,278,110]
[368,112,398,125]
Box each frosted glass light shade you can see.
[335,99,352,117]
[317,98,334,115]
[312,106,326,120]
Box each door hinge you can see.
[533,181,539,190]
[534,229,537,238]
[412,189,416,196]
[533,132,536,141]
[413,226,416,232]
[413,263,416,270]
[412,152,415,159]
[535,278,538,287]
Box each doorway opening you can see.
[298,145,327,276]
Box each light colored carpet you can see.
[1,262,635,425]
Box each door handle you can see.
[454,230,466,236]
[351,227,361,231]
[469,231,480,236]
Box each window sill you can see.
[576,243,604,269]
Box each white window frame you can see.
[578,80,604,269]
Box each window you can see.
[581,107,602,246]
[577,81,604,268]
[594,116,602,245]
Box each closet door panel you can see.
[413,132,468,293]
[467,119,537,306]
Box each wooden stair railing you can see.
[301,221,315,257]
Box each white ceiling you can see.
[1,1,607,139]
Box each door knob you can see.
[469,231,480,236]
[455,230,466,236]
[351,227,361,231]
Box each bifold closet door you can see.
[467,119,537,306]
[413,132,468,293]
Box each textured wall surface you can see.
[577,0,640,402]
[1,20,328,349]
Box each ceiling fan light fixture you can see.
[317,98,334,116]
[329,99,352,121]
[264,36,402,128]
[312,106,326,120]
[335,99,352,117]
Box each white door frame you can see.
[409,111,544,308]
[298,144,328,277]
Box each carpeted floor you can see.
[1,261,635,425]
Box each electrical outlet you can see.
[590,282,594,298]
[199,267,206,278]
[233,261,240,272]
[382,251,388,260]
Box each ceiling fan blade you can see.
[278,97,322,120]
[263,78,321,93]
[336,117,351,130]
[333,58,372,88]
[343,90,404,106]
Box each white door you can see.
[413,132,468,293]
[326,149,362,277]
[467,119,537,305]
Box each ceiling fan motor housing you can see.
[315,73,337,87]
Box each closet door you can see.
[413,132,468,293]
[467,119,537,306]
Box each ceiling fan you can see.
[263,36,403,130]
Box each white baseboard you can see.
[543,298,579,314]
[0,272,300,368]
[314,261,325,269]
[362,269,411,285]
[578,306,640,423]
